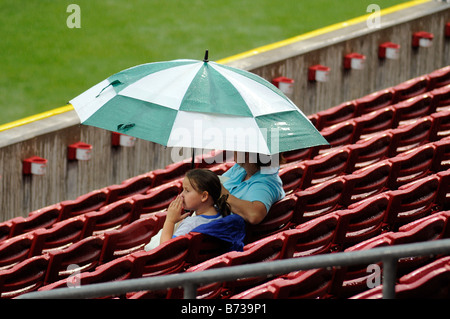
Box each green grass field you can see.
[0,0,410,125]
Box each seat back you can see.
[130,235,191,278]
[345,133,392,172]
[29,216,89,256]
[132,181,181,217]
[0,255,50,299]
[429,83,450,112]
[58,189,110,221]
[278,164,305,194]
[245,195,297,243]
[10,204,61,238]
[44,236,104,285]
[341,160,391,206]
[99,216,161,263]
[384,175,440,230]
[335,193,390,249]
[354,88,395,116]
[387,143,436,189]
[292,177,345,224]
[315,101,357,130]
[282,213,340,258]
[391,93,436,127]
[300,149,349,189]
[0,234,35,270]
[106,173,153,204]
[388,117,433,157]
[353,106,396,141]
[391,75,429,103]
[83,198,136,235]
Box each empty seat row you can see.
[0,213,165,290]
[311,67,450,131]
[127,207,450,300]
[228,210,450,300]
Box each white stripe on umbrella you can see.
[71,79,116,122]
[118,62,204,110]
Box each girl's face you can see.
[181,176,206,211]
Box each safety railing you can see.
[18,238,450,299]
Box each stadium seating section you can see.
[1,66,450,299]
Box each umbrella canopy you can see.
[70,51,328,156]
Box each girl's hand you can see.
[166,195,190,224]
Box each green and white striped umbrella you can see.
[70,52,328,155]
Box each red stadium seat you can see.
[278,163,305,194]
[9,204,61,238]
[132,181,181,217]
[335,193,390,249]
[316,120,356,155]
[430,110,450,141]
[300,149,349,189]
[292,177,345,225]
[58,188,110,221]
[430,84,450,113]
[391,93,436,126]
[351,255,450,299]
[99,216,162,263]
[387,143,436,189]
[185,232,230,265]
[436,169,450,210]
[388,117,433,157]
[221,235,286,295]
[0,221,13,243]
[0,234,35,270]
[331,232,394,298]
[345,133,392,172]
[231,268,335,299]
[384,175,440,230]
[106,173,153,204]
[44,236,104,285]
[39,255,137,295]
[315,101,357,130]
[175,255,231,299]
[281,213,340,258]
[352,106,396,141]
[83,198,136,235]
[0,255,49,298]
[245,195,297,243]
[341,160,391,206]
[130,235,191,278]
[427,66,450,89]
[150,160,191,188]
[390,213,449,275]
[354,88,395,116]
[29,216,90,256]
[433,138,450,172]
[391,75,429,103]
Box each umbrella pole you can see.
[191,148,195,169]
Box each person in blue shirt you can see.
[221,151,286,225]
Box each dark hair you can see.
[185,169,231,217]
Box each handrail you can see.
[18,238,450,299]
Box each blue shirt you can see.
[222,164,286,214]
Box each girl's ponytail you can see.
[216,194,231,217]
